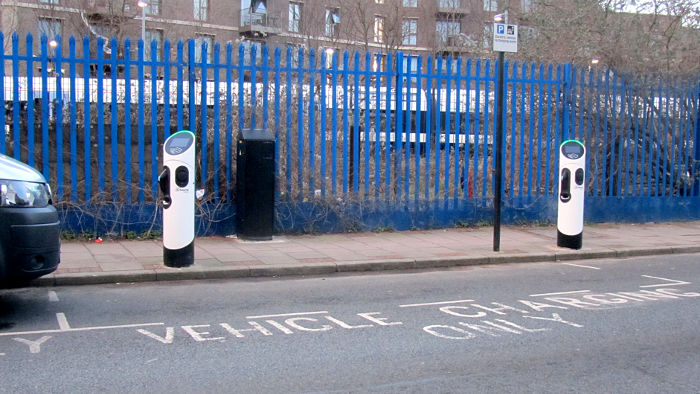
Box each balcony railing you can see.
[436,0,470,14]
[240,7,281,35]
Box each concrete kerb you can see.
[155,266,251,281]
[672,245,700,255]
[23,244,700,287]
[336,259,415,273]
[249,263,337,277]
[54,270,158,286]
[554,249,618,261]
[613,246,677,258]
[413,255,490,269]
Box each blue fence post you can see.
[151,39,161,201]
[395,52,404,200]
[82,36,91,201]
[188,40,196,135]
[176,41,184,131]
[125,38,134,203]
[561,63,572,142]
[11,33,20,161]
[212,42,221,201]
[199,40,208,194]
[0,33,4,155]
[96,37,105,196]
[40,35,49,178]
[68,37,77,202]
[55,36,64,200]
[694,85,700,197]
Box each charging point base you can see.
[557,231,582,250]
[164,241,195,268]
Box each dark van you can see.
[0,153,60,286]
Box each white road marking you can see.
[530,290,591,297]
[245,311,329,319]
[399,299,475,308]
[56,313,71,331]
[13,336,52,353]
[0,322,164,337]
[561,263,601,270]
[639,275,691,288]
[48,291,59,302]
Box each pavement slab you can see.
[26,221,700,287]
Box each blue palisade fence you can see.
[0,33,698,236]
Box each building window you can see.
[194,0,208,21]
[289,2,302,33]
[194,34,214,63]
[325,8,340,37]
[521,0,532,13]
[484,0,498,12]
[241,0,268,26]
[93,23,116,40]
[374,16,385,43]
[402,0,417,7]
[436,21,460,45]
[38,18,62,41]
[242,40,263,65]
[145,0,161,15]
[144,29,162,61]
[402,19,417,46]
[401,55,419,84]
[39,0,59,4]
[439,0,461,6]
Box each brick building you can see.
[1,0,533,61]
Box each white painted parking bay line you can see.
[0,322,164,337]
[246,311,329,319]
[48,291,59,302]
[640,275,691,288]
[56,313,71,331]
[530,290,591,297]
[561,263,601,270]
[400,300,475,308]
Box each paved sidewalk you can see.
[35,221,700,286]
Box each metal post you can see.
[694,86,700,197]
[493,50,504,252]
[141,7,145,44]
[137,1,147,44]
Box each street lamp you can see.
[48,39,58,74]
[137,0,148,44]
[493,10,508,24]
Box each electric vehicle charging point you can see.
[159,130,196,267]
[557,140,586,249]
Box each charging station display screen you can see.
[561,142,584,160]
[165,134,194,155]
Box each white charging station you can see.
[159,130,196,267]
[557,140,586,249]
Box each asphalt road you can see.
[1,253,699,393]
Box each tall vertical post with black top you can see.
[491,13,518,252]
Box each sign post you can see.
[492,20,518,252]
